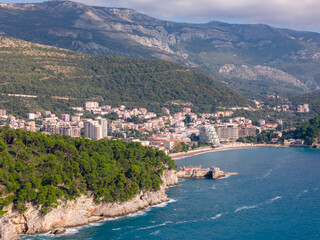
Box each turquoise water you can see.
[22,147,320,240]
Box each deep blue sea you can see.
[22,147,320,240]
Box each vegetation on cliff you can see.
[291,115,320,145]
[0,36,251,117]
[0,127,176,215]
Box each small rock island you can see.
[177,166,238,179]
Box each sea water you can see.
[22,147,320,240]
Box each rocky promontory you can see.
[0,170,178,240]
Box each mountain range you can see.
[0,36,251,116]
[1,0,320,99]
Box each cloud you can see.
[72,0,320,32]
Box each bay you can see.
[22,147,320,240]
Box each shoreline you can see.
[19,198,178,239]
[170,144,289,160]
[3,170,179,240]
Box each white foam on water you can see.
[211,185,217,190]
[112,228,122,231]
[137,221,173,230]
[256,169,273,179]
[175,220,189,224]
[219,175,230,180]
[268,196,282,203]
[235,204,260,212]
[151,198,177,209]
[297,189,309,197]
[149,230,161,235]
[175,218,201,225]
[211,213,224,220]
[127,210,147,217]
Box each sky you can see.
[2,0,320,32]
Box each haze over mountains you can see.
[1,0,320,99]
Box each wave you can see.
[112,227,122,231]
[235,196,282,213]
[267,196,282,203]
[175,218,201,225]
[297,189,309,197]
[219,175,231,180]
[127,210,147,218]
[137,221,173,230]
[235,204,260,213]
[149,230,161,235]
[152,198,177,208]
[256,169,273,179]
[211,185,217,190]
[211,212,226,220]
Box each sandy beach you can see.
[170,143,288,160]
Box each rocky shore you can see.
[0,170,178,240]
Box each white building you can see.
[85,101,99,111]
[199,125,220,146]
[258,119,266,126]
[84,117,108,140]
[27,113,35,120]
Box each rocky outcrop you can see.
[212,167,238,179]
[0,218,20,240]
[176,168,211,178]
[1,170,178,239]
[219,64,309,90]
[177,167,238,179]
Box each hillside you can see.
[0,1,320,98]
[289,90,320,114]
[0,127,176,214]
[0,36,251,116]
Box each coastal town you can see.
[0,100,310,155]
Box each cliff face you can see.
[0,218,20,240]
[1,170,178,239]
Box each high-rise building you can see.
[96,117,108,138]
[199,125,220,145]
[215,124,239,142]
[84,118,108,140]
[238,126,257,138]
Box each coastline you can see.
[1,170,178,240]
[170,143,289,160]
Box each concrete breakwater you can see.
[177,166,238,179]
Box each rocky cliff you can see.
[0,170,178,240]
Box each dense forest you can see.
[0,36,251,117]
[0,127,176,215]
[237,130,282,144]
[238,115,320,146]
[291,115,320,145]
